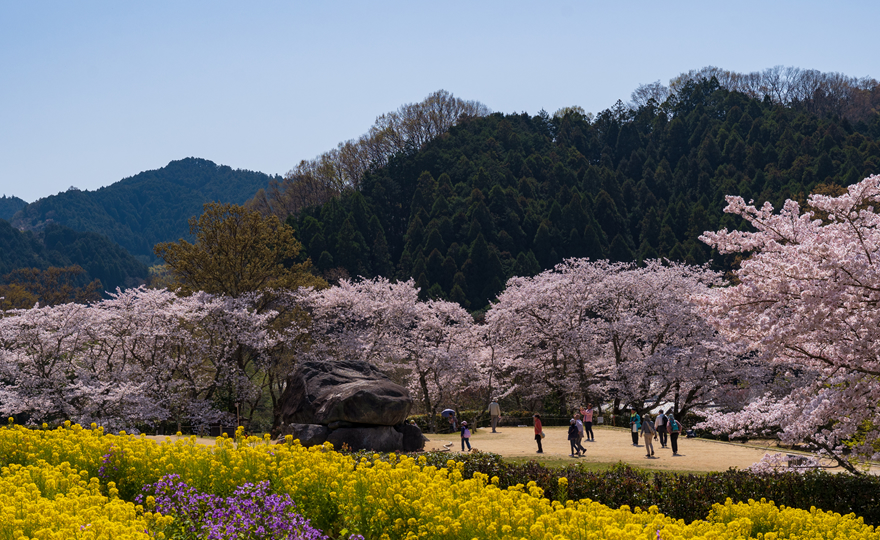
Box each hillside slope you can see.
[0,196,27,221]
[11,158,278,264]
[0,220,148,293]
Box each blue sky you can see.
[2,1,877,203]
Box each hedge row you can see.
[376,451,880,525]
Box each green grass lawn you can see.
[502,455,710,475]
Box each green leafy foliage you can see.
[11,158,277,265]
[292,78,880,310]
[154,202,325,298]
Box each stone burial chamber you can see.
[276,358,426,452]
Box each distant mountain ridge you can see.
[0,195,27,221]
[11,158,279,264]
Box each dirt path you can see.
[423,425,821,473]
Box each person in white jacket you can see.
[654,409,668,448]
[488,399,501,433]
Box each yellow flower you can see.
[1,422,878,540]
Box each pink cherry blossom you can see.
[697,174,880,473]
[485,259,741,416]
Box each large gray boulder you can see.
[402,423,426,452]
[277,423,330,447]
[279,359,413,426]
[327,426,403,452]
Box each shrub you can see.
[418,454,880,525]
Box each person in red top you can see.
[534,413,544,453]
[582,403,595,441]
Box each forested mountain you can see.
[0,196,27,221]
[11,158,278,264]
[286,76,880,312]
[0,220,148,293]
[249,90,490,218]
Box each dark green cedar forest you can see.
[0,196,27,222]
[289,78,880,312]
[10,158,278,265]
[0,220,148,293]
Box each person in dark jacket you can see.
[567,419,580,457]
[460,421,472,452]
[654,409,668,448]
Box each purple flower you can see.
[98,445,121,479]
[139,474,329,540]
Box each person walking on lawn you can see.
[655,409,668,448]
[574,414,587,454]
[460,421,472,452]
[582,403,595,441]
[641,413,658,457]
[568,419,581,457]
[629,407,641,446]
[488,398,501,433]
[533,413,544,453]
[667,413,683,456]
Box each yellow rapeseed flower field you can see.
[0,459,172,539]
[0,421,877,539]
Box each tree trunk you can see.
[418,370,435,433]
[673,381,681,416]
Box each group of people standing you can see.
[533,404,597,455]
[629,408,683,456]
[455,400,684,458]
[564,403,596,456]
[533,405,683,458]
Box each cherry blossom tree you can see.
[697,174,880,473]
[0,287,302,431]
[0,301,103,422]
[468,324,518,416]
[300,278,477,431]
[485,259,740,417]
